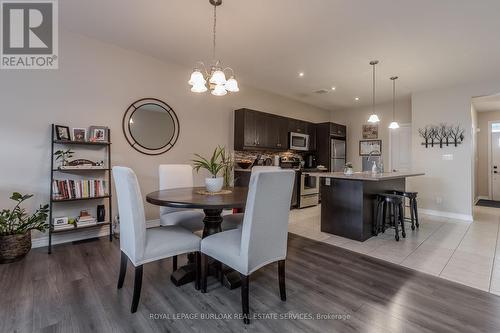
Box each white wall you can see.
[410,80,500,220]
[331,98,412,171]
[0,31,330,241]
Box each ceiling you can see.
[472,94,500,112]
[60,0,500,111]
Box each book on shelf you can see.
[53,224,75,230]
[52,179,108,200]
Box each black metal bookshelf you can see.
[48,124,113,254]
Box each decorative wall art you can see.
[362,124,379,139]
[418,124,464,148]
[359,140,382,156]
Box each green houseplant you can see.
[192,146,231,192]
[0,193,49,263]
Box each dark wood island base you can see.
[313,172,424,242]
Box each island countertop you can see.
[308,171,424,181]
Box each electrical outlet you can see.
[325,178,331,186]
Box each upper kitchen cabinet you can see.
[234,109,288,150]
[330,123,346,138]
[288,119,307,133]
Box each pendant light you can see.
[388,76,400,129]
[188,0,239,95]
[367,60,380,123]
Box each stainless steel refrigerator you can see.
[331,139,346,172]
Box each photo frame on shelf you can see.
[55,125,70,141]
[89,126,108,142]
[359,140,382,156]
[362,124,378,139]
[72,128,87,142]
[53,216,68,226]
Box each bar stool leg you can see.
[413,198,419,228]
[409,197,416,230]
[393,203,400,242]
[399,203,406,238]
[382,201,387,233]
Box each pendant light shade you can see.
[225,76,239,92]
[188,69,205,86]
[388,76,400,130]
[209,68,226,85]
[211,83,227,96]
[368,114,381,123]
[367,60,380,123]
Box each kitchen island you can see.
[310,171,424,241]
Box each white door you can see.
[390,124,412,172]
[491,131,500,200]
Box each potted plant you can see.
[54,148,74,167]
[344,162,354,175]
[192,146,226,192]
[219,146,234,188]
[0,193,49,264]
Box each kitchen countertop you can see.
[308,171,425,181]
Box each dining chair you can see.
[221,166,282,229]
[200,169,295,324]
[113,166,201,313]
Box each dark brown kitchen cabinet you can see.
[234,108,289,150]
[330,123,346,137]
[288,119,307,133]
[305,122,316,151]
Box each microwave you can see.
[289,132,310,151]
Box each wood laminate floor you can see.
[1,234,500,333]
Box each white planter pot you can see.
[205,177,224,193]
[344,168,354,175]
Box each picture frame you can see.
[362,124,378,139]
[89,126,108,142]
[55,125,71,141]
[359,140,382,156]
[53,216,68,226]
[72,128,87,142]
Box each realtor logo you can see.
[1,0,58,69]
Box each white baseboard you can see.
[419,208,473,222]
[32,219,161,249]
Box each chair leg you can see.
[240,274,250,324]
[172,255,178,271]
[399,203,406,238]
[278,260,286,301]
[393,204,400,241]
[194,252,201,291]
[131,265,143,313]
[413,198,420,228]
[201,253,208,293]
[117,251,127,289]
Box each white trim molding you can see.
[419,208,473,222]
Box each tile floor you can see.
[288,204,500,294]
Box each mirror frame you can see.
[122,98,180,155]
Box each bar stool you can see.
[374,193,406,241]
[390,190,419,230]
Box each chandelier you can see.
[188,0,239,96]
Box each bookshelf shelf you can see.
[48,124,113,254]
[51,195,111,203]
[51,221,111,234]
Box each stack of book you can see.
[53,223,74,231]
[77,215,97,227]
[52,179,107,200]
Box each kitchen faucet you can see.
[367,150,382,173]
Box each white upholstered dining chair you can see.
[200,168,295,324]
[221,166,282,228]
[113,166,201,313]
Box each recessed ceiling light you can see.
[355,97,360,101]
[331,86,336,91]
[298,72,304,77]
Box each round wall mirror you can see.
[122,98,180,155]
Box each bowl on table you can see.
[236,160,253,169]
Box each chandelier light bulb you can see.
[368,114,380,123]
[191,83,208,93]
[388,121,400,129]
[225,77,239,92]
[188,70,205,86]
[209,69,226,85]
[211,84,227,96]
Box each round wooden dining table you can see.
[146,186,248,289]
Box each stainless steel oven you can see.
[299,172,319,208]
[289,132,310,151]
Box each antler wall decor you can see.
[418,124,464,148]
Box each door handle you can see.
[494,166,498,169]
[495,171,498,174]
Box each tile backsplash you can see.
[234,150,303,165]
